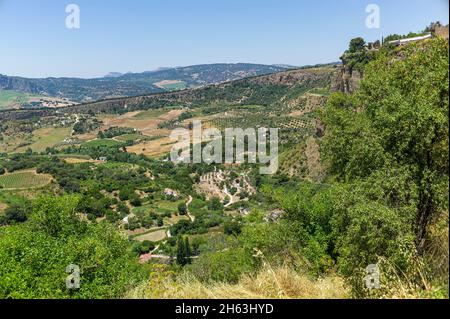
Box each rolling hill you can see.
[0,63,290,105]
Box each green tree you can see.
[130,196,142,207]
[208,197,223,211]
[1,201,31,225]
[0,195,145,298]
[321,38,449,294]
[348,37,366,53]
[341,37,373,72]
[178,202,187,215]
[176,236,188,266]
[184,237,192,265]
[324,38,449,252]
[224,219,242,236]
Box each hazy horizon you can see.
[1,62,309,80]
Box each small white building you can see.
[389,33,432,46]
[122,213,136,225]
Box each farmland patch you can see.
[0,170,53,190]
[134,229,168,242]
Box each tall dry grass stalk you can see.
[126,265,348,299]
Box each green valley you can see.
[0,24,448,301]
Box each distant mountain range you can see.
[0,63,293,103]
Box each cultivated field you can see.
[82,138,124,148]
[0,90,42,109]
[114,134,145,142]
[62,157,98,164]
[154,80,187,91]
[132,200,183,215]
[0,108,189,157]
[96,109,184,140]
[134,229,168,242]
[0,90,74,110]
[0,171,52,190]
[132,109,168,119]
[15,127,73,153]
[127,136,176,158]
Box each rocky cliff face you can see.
[0,75,44,94]
[249,67,334,86]
[331,65,362,94]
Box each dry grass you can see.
[96,109,187,158]
[305,136,324,182]
[127,136,175,158]
[361,256,444,299]
[63,157,97,164]
[16,127,73,153]
[0,202,7,212]
[126,266,348,299]
[87,110,185,147]
[134,229,168,242]
[364,214,449,300]
[154,80,184,89]
[426,211,449,281]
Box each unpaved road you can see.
[186,195,195,222]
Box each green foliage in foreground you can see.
[184,38,449,298]
[0,37,447,300]
[0,195,145,299]
[322,38,448,296]
[322,38,449,251]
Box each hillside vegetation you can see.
[0,34,447,299]
[0,64,288,104]
[129,37,449,299]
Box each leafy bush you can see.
[0,195,145,298]
[321,38,449,296]
[178,202,187,215]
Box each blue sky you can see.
[0,0,448,78]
